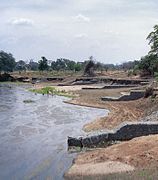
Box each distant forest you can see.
[0,25,158,77]
[0,51,139,73]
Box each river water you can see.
[0,84,107,180]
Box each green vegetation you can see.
[147,25,158,56]
[51,58,83,72]
[30,86,75,98]
[136,25,158,77]
[84,56,96,76]
[138,54,158,76]
[0,51,16,73]
[38,57,49,71]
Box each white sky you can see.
[0,0,158,64]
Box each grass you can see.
[29,86,75,98]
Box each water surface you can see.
[0,84,107,180]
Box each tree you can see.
[51,58,79,71]
[0,51,16,73]
[15,60,26,72]
[147,25,158,56]
[38,56,48,71]
[29,59,38,71]
[65,60,76,71]
[51,59,66,71]
[137,25,158,77]
[84,56,96,76]
[74,63,82,72]
[139,54,158,76]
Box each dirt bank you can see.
[62,84,158,179]
[31,82,158,178]
[65,135,158,179]
[66,87,152,131]
[33,84,154,131]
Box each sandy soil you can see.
[60,84,158,178]
[66,87,149,131]
[56,85,105,92]
[66,161,135,176]
[65,135,158,178]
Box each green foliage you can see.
[51,58,83,72]
[133,64,139,75]
[135,25,158,77]
[154,72,158,82]
[30,86,75,98]
[74,63,82,71]
[29,59,38,71]
[147,25,158,56]
[138,54,158,76]
[0,50,16,72]
[15,60,26,71]
[38,57,49,71]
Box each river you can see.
[0,84,107,180]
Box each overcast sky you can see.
[0,0,158,64]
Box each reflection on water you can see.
[0,84,107,180]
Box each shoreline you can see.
[64,95,145,132]
[29,83,148,131]
[7,82,158,178]
[57,85,158,179]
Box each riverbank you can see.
[63,87,150,131]
[65,135,158,179]
[60,85,158,179]
[34,84,146,131]
[24,82,158,179]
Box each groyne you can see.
[68,121,158,148]
[101,90,145,101]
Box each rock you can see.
[68,122,158,148]
[68,137,83,148]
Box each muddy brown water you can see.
[0,84,107,180]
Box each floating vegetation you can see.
[23,99,35,103]
[29,86,75,98]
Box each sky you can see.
[0,0,158,64]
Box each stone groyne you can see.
[68,121,158,148]
[101,90,145,101]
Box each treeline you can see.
[0,52,84,73]
[0,25,158,77]
[0,50,138,74]
[0,51,125,74]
